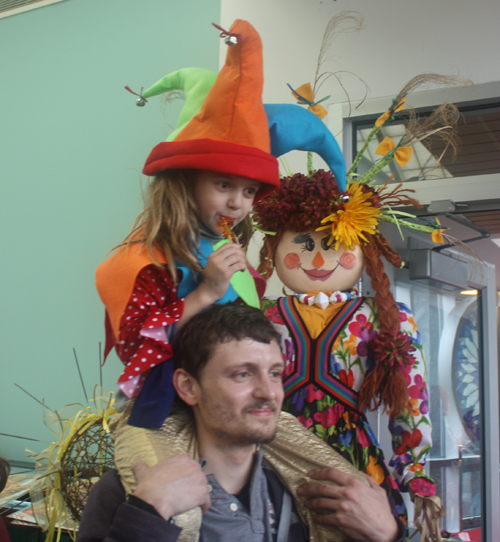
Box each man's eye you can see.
[303,237,315,252]
[270,371,283,380]
[235,372,250,379]
[321,236,332,251]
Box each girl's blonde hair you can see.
[122,169,253,282]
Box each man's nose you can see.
[254,374,276,400]
[313,251,325,268]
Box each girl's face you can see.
[274,230,364,294]
[192,171,261,234]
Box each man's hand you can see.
[297,468,400,542]
[131,455,211,522]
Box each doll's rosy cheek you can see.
[284,252,301,270]
[339,252,357,270]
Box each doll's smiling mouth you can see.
[301,262,340,281]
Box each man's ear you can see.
[173,368,199,406]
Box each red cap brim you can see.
[143,139,279,199]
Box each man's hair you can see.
[174,303,281,380]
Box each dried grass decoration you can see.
[28,386,116,542]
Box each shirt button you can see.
[207,484,213,493]
[229,503,238,512]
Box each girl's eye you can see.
[244,187,257,197]
[321,236,332,251]
[304,237,315,252]
[218,181,230,189]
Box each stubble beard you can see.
[201,395,279,447]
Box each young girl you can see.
[96,20,280,428]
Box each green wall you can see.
[0,0,221,462]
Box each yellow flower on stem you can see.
[290,82,328,119]
[316,182,380,251]
[409,397,420,417]
[431,217,448,244]
[375,136,413,167]
[343,411,355,429]
[366,456,385,485]
[375,97,407,127]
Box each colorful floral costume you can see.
[262,295,431,522]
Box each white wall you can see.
[221,0,500,102]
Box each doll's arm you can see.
[388,303,435,497]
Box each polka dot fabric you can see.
[115,264,184,398]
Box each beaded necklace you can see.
[295,289,359,310]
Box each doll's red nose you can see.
[312,251,325,268]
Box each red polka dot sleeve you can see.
[115,264,184,398]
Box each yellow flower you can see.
[346,334,358,356]
[316,182,380,251]
[375,136,413,167]
[290,82,328,119]
[431,217,448,244]
[409,398,420,417]
[375,97,406,127]
[343,411,355,429]
[366,456,385,485]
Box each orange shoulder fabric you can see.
[95,244,167,342]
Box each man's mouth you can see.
[245,402,277,417]
[302,263,340,282]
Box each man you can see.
[77,304,405,542]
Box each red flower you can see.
[368,330,416,370]
[297,415,313,429]
[266,305,284,325]
[348,314,374,341]
[338,369,355,388]
[313,403,344,428]
[356,426,370,448]
[305,383,325,402]
[386,475,399,491]
[410,477,436,497]
[394,429,422,455]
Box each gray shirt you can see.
[201,451,276,542]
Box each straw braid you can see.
[358,237,414,417]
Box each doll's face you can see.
[274,230,364,294]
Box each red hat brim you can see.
[143,138,280,199]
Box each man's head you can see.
[173,303,284,447]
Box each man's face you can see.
[192,338,284,447]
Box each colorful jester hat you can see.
[127,20,280,198]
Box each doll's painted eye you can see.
[305,237,315,252]
[321,236,332,251]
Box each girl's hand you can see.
[177,243,247,331]
[199,243,247,304]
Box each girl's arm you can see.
[115,243,247,397]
